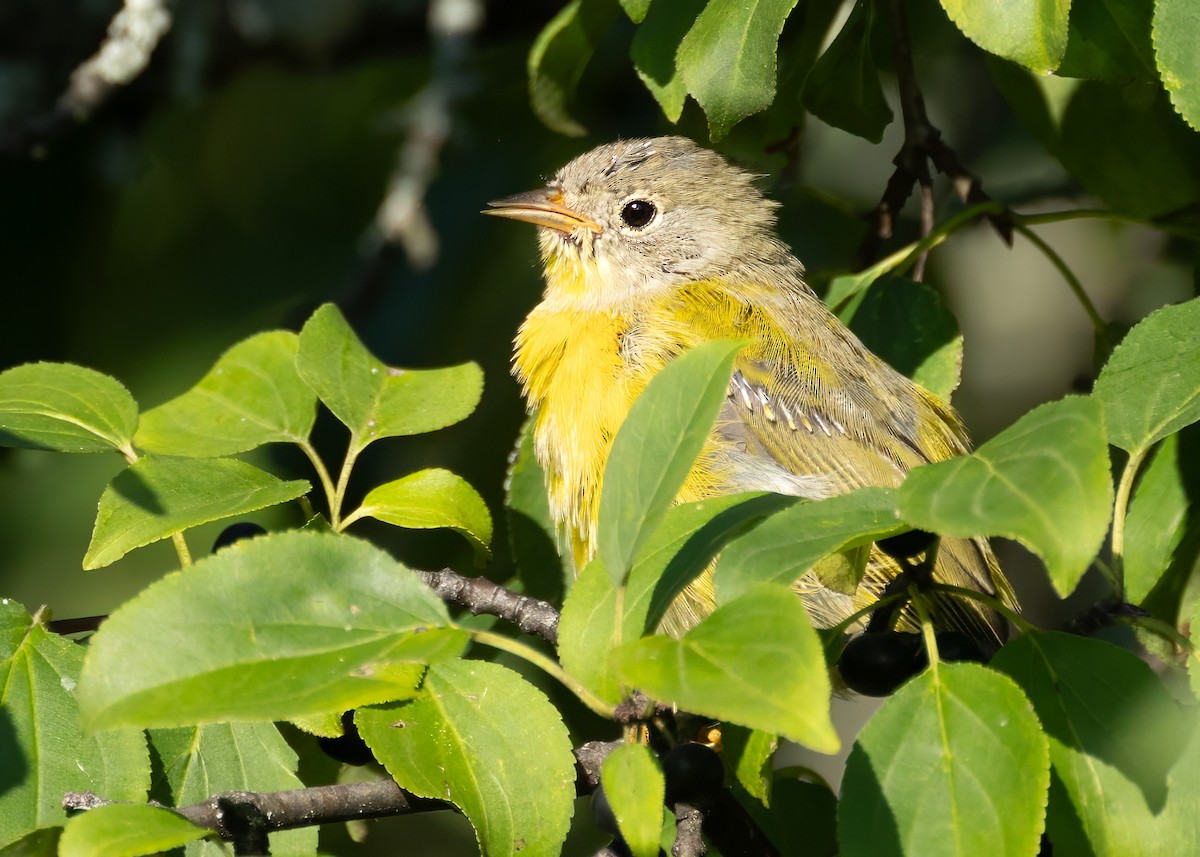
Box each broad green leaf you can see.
[631,0,707,122]
[558,559,623,706]
[800,0,893,143]
[358,660,576,857]
[993,632,1195,853]
[898,397,1112,596]
[149,722,316,857]
[0,600,149,845]
[713,487,904,604]
[1153,0,1200,131]
[0,363,137,456]
[826,247,923,315]
[506,421,566,604]
[77,532,467,730]
[1057,0,1156,82]
[601,743,664,857]
[1125,434,1193,604]
[676,0,802,139]
[1094,297,1200,454]
[620,0,651,23]
[1059,81,1200,218]
[940,0,1070,74]
[527,0,619,136]
[58,805,206,857]
[839,662,1049,857]
[344,468,493,560]
[135,331,316,457]
[0,828,60,856]
[597,339,744,585]
[614,585,838,752]
[84,456,310,569]
[625,492,795,636]
[846,278,964,402]
[747,778,836,855]
[721,725,777,804]
[296,303,482,444]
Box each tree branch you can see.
[859,0,1010,273]
[418,568,561,646]
[0,0,171,156]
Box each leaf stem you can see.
[1110,446,1149,599]
[912,594,940,672]
[171,531,192,567]
[331,440,365,531]
[469,628,616,719]
[1124,615,1200,668]
[297,439,338,522]
[926,583,1037,633]
[1012,221,1106,334]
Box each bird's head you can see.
[486,136,794,311]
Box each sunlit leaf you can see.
[58,805,206,857]
[1153,0,1200,132]
[358,660,576,857]
[601,743,664,857]
[940,0,1069,74]
[77,532,467,730]
[0,363,137,456]
[84,456,310,569]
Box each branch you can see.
[418,568,561,646]
[858,0,1010,274]
[0,0,171,156]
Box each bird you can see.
[485,135,1015,648]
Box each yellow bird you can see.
[486,136,1014,647]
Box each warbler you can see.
[486,136,1014,647]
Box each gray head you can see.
[486,136,801,309]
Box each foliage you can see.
[2,0,1200,855]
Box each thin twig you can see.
[673,803,706,857]
[0,0,171,156]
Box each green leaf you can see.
[614,585,838,752]
[713,487,903,604]
[620,0,651,23]
[800,0,894,143]
[1058,81,1200,219]
[748,777,837,855]
[358,660,576,857]
[345,468,493,560]
[992,632,1192,820]
[84,456,310,569]
[625,492,796,636]
[846,278,964,402]
[296,303,482,444]
[630,0,707,121]
[76,531,467,730]
[149,722,316,856]
[1094,297,1200,455]
[1057,0,1156,83]
[597,339,744,585]
[527,0,620,136]
[898,397,1112,597]
[506,421,566,604]
[721,725,777,804]
[676,0,802,139]
[601,743,664,857]
[939,0,1070,74]
[1125,434,1193,604]
[838,662,1049,857]
[0,601,149,845]
[0,828,60,856]
[0,363,137,456]
[558,558,623,706]
[58,805,206,857]
[1153,0,1200,131]
[135,331,316,457]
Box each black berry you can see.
[212,522,267,552]
[838,632,925,697]
[662,742,724,807]
[877,529,937,560]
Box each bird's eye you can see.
[620,199,657,229]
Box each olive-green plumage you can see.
[487,136,1016,647]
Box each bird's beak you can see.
[483,187,602,234]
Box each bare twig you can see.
[417,568,561,645]
[859,0,1010,270]
[673,803,706,857]
[0,0,171,156]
